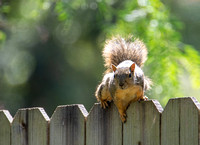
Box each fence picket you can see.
[0,110,13,145]
[180,97,200,145]
[11,108,49,145]
[123,100,163,145]
[161,98,180,145]
[50,104,88,145]
[86,102,122,145]
[161,97,200,145]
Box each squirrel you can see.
[95,35,151,122]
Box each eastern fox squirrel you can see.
[95,35,151,122]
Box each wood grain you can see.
[11,108,50,145]
[123,100,163,145]
[50,104,88,145]
[86,102,122,145]
[161,97,200,145]
[180,97,200,145]
[161,98,180,145]
[0,110,13,145]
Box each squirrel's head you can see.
[112,62,135,90]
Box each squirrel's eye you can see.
[129,73,132,78]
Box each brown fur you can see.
[114,85,144,122]
[103,35,147,72]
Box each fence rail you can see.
[0,97,200,145]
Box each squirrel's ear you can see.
[111,64,117,72]
[130,63,135,72]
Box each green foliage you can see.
[96,0,200,105]
[0,0,200,114]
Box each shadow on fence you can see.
[0,97,200,145]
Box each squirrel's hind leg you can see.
[119,110,127,123]
[114,100,129,123]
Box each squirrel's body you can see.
[95,35,151,122]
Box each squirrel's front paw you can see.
[95,82,112,109]
[142,95,148,100]
[100,100,109,109]
[139,95,148,101]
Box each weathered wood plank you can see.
[161,98,180,145]
[123,100,163,145]
[86,102,122,145]
[180,97,200,145]
[0,110,13,145]
[28,108,50,145]
[161,97,200,145]
[11,109,27,145]
[11,107,50,145]
[50,104,88,145]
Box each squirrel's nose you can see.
[119,83,124,87]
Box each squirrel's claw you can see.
[142,95,148,100]
[139,95,148,101]
[100,100,109,109]
[120,112,127,123]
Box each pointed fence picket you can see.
[0,110,12,145]
[161,97,200,145]
[50,104,88,145]
[11,108,49,145]
[0,97,200,145]
[123,100,163,145]
[86,102,122,145]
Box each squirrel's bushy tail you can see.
[103,35,147,72]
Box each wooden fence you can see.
[0,97,200,145]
